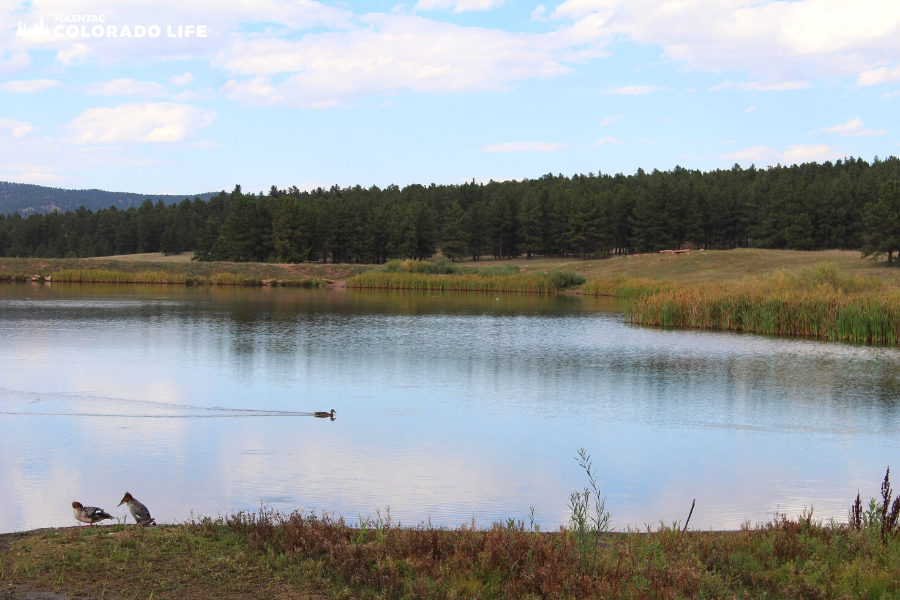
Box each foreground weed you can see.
[568,447,611,568]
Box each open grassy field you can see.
[2,249,896,286]
[459,249,900,285]
[0,256,370,283]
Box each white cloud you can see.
[0,118,34,138]
[216,14,602,107]
[591,137,622,146]
[599,113,624,126]
[604,85,657,95]
[67,102,216,144]
[725,144,839,165]
[782,144,837,164]
[882,90,900,98]
[531,4,548,21]
[710,81,808,92]
[821,118,862,134]
[0,0,355,83]
[634,138,653,144]
[0,51,30,74]
[220,77,289,106]
[56,43,91,67]
[414,0,504,12]
[549,0,900,81]
[724,146,782,162]
[83,79,168,97]
[818,117,886,137]
[4,0,897,111]
[168,73,195,87]
[478,141,569,152]
[0,137,172,188]
[171,88,217,101]
[0,79,63,93]
[857,64,900,86]
[0,171,63,184]
[743,106,756,114]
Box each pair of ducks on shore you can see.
[72,492,154,527]
[72,411,334,528]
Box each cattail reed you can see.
[347,272,574,293]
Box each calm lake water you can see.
[1,283,898,533]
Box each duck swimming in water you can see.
[118,492,155,527]
[72,501,113,526]
[314,409,336,418]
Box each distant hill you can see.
[0,181,219,215]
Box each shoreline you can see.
[2,510,895,600]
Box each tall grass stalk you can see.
[568,448,611,568]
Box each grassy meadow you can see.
[462,249,900,286]
[0,255,368,283]
[2,504,898,600]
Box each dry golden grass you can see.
[457,249,900,286]
[95,252,196,263]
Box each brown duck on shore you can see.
[72,501,113,526]
[118,492,155,527]
[314,409,336,418]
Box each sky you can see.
[0,0,898,195]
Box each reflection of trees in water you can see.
[6,284,899,431]
[174,290,900,434]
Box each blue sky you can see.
[1,0,898,194]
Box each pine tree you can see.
[271,197,310,263]
[441,201,468,261]
[862,181,900,264]
[518,192,541,259]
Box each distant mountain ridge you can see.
[0,181,219,215]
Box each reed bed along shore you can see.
[625,265,900,344]
[580,275,675,297]
[0,268,325,287]
[347,259,586,293]
[348,272,561,293]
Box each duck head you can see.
[118,492,133,507]
[72,501,83,510]
[330,409,336,416]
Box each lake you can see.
[1,283,898,533]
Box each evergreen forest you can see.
[2,157,900,264]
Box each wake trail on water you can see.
[0,387,317,418]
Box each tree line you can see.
[1,157,900,264]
